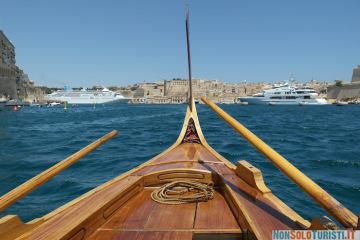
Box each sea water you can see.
[0,104,359,222]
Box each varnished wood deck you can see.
[87,189,240,239]
[130,143,303,239]
[132,144,226,175]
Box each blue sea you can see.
[0,103,359,223]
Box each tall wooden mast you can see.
[185,6,193,111]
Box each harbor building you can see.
[128,78,328,104]
[163,78,252,103]
[130,78,267,104]
[0,30,18,99]
[0,30,43,102]
[327,65,360,100]
[352,65,360,83]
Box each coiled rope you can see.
[151,180,214,204]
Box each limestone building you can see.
[327,65,360,100]
[163,78,265,103]
[0,30,18,99]
[130,78,267,104]
[0,30,42,101]
[352,65,360,83]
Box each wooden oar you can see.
[201,97,358,229]
[0,130,118,212]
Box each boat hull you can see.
[44,88,128,105]
[45,97,128,105]
[239,97,328,105]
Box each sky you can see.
[0,0,359,87]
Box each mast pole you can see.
[185,6,193,111]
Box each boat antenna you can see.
[185,4,193,111]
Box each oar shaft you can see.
[201,97,357,228]
[0,130,118,212]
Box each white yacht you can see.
[45,86,126,104]
[239,83,328,105]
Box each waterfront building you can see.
[128,77,329,104]
[327,65,360,100]
[162,78,264,103]
[130,78,296,104]
[0,30,43,102]
[351,65,360,83]
[0,30,18,99]
[139,82,164,97]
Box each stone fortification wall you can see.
[130,78,328,104]
[19,84,45,102]
[0,75,17,98]
[1,30,18,99]
[163,78,265,103]
[352,65,360,83]
[327,83,360,100]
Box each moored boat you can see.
[0,7,358,240]
[239,83,328,105]
[45,86,127,105]
[335,101,349,106]
[5,99,24,107]
[0,96,7,107]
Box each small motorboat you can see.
[47,102,61,107]
[335,101,349,106]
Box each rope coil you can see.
[151,180,214,204]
